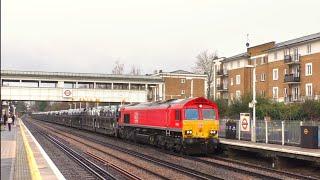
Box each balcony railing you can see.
[284,74,300,83]
[284,54,300,64]
[216,84,228,91]
[285,95,302,103]
[216,69,228,76]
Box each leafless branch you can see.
[194,50,219,99]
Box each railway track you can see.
[193,156,318,180]
[28,118,319,180]
[155,144,319,180]
[154,148,319,180]
[45,134,117,180]
[203,155,319,180]
[27,119,223,180]
[85,151,142,180]
[29,124,117,180]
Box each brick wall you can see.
[228,67,252,100]
[248,42,275,56]
[267,60,286,99]
[163,77,205,100]
[300,52,320,96]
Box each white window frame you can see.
[293,87,299,100]
[216,78,220,86]
[305,63,312,76]
[236,90,241,99]
[181,90,185,95]
[284,49,289,56]
[230,78,233,86]
[284,88,288,97]
[305,83,312,97]
[273,69,278,80]
[215,64,220,72]
[181,79,185,83]
[260,73,266,82]
[307,44,312,54]
[264,56,268,63]
[236,75,241,85]
[223,79,228,89]
[272,87,278,99]
[216,93,221,99]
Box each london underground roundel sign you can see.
[240,113,250,132]
[242,118,248,130]
[63,89,73,98]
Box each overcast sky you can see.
[2,0,320,74]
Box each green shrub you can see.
[214,95,319,121]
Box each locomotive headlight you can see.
[210,130,217,135]
[185,130,193,135]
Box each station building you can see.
[215,32,320,103]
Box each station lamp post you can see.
[246,64,256,142]
[212,58,223,101]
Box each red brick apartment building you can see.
[154,70,207,100]
[215,32,320,103]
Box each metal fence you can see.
[219,119,320,148]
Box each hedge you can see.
[213,95,320,121]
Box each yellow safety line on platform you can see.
[20,121,42,180]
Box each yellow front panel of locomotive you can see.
[182,120,219,139]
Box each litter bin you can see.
[300,126,318,149]
[225,121,237,139]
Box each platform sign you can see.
[240,113,250,132]
[63,89,73,98]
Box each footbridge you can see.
[1,70,164,103]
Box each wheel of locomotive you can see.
[149,135,156,145]
[165,138,174,151]
[155,135,162,148]
[174,142,183,153]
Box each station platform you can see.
[1,118,65,180]
[220,138,320,162]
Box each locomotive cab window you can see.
[124,114,130,123]
[175,110,181,121]
[185,109,199,120]
[202,109,216,120]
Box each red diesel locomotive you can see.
[117,97,220,153]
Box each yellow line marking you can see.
[20,121,42,180]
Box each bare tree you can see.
[194,50,218,99]
[112,60,124,74]
[129,65,142,75]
